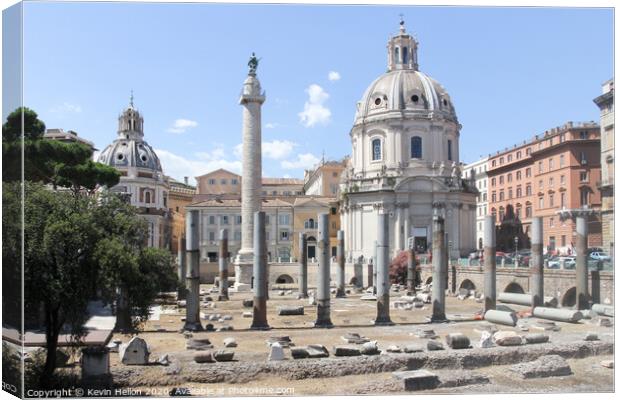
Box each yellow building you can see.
[168,177,196,254]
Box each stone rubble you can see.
[268,342,285,361]
[509,355,572,379]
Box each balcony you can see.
[597,179,614,190]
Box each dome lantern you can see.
[387,17,418,72]
[117,91,144,140]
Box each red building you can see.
[487,121,602,254]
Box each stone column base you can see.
[233,260,253,292]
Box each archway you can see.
[275,274,294,284]
[459,279,476,292]
[561,287,576,307]
[504,282,525,294]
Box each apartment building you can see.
[487,121,602,253]
[593,79,614,254]
[462,157,489,249]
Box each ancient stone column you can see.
[314,213,333,328]
[406,245,416,295]
[184,210,202,331]
[234,61,265,291]
[576,214,589,310]
[250,211,270,330]
[218,229,229,301]
[177,236,187,301]
[336,230,346,297]
[373,240,378,294]
[298,232,308,298]
[483,215,496,313]
[375,212,393,325]
[530,217,544,308]
[431,213,447,322]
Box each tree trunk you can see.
[114,287,132,333]
[39,306,60,389]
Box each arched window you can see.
[402,46,408,64]
[499,206,505,221]
[394,47,400,64]
[304,218,315,229]
[410,136,422,159]
[447,139,453,161]
[372,138,382,161]
[145,191,151,204]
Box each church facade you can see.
[98,97,171,249]
[340,21,477,260]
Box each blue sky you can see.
[13,2,613,183]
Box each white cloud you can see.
[328,71,341,81]
[281,153,320,170]
[155,148,241,184]
[298,84,332,128]
[263,140,297,160]
[233,143,243,159]
[195,148,225,161]
[167,118,198,134]
[265,122,280,129]
[50,102,82,114]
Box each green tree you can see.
[2,106,120,190]
[21,182,98,388]
[2,182,22,329]
[93,194,178,332]
[2,106,46,141]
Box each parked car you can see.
[547,256,576,269]
[587,247,604,254]
[589,251,611,261]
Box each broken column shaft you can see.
[431,213,447,322]
[406,245,416,295]
[177,236,187,301]
[298,232,308,298]
[483,215,496,313]
[314,213,333,328]
[183,210,202,331]
[336,230,346,297]
[373,240,378,295]
[575,215,589,310]
[375,212,393,325]
[530,217,544,308]
[218,229,229,301]
[251,211,270,330]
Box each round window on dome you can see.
[411,95,419,103]
[443,99,448,106]
[117,153,124,161]
[374,98,382,106]
[141,155,148,162]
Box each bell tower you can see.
[387,17,418,72]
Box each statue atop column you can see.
[248,52,260,75]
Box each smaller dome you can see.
[354,70,457,125]
[98,138,163,173]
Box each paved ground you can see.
[97,284,614,396]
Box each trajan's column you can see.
[234,53,265,291]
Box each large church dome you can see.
[353,20,457,126]
[98,98,163,175]
[354,70,457,124]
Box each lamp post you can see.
[514,236,519,257]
